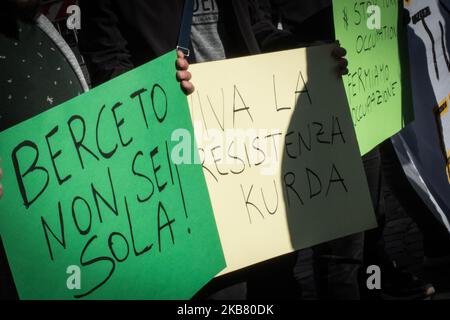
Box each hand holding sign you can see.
[176,50,195,95]
[332,45,349,76]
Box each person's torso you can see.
[190,0,230,62]
[111,0,256,65]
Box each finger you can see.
[0,168,3,180]
[177,50,185,59]
[176,57,189,71]
[337,66,349,76]
[181,80,195,95]
[177,70,192,81]
[338,58,348,69]
[332,46,347,58]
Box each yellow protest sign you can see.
[188,45,377,274]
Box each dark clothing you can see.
[259,0,334,42]
[79,0,298,87]
[312,148,383,300]
[0,18,84,131]
[247,249,317,300]
[314,233,365,300]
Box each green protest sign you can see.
[333,0,408,155]
[0,51,225,300]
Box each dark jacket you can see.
[79,0,298,87]
[259,0,334,43]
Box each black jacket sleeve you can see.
[78,0,134,87]
[247,0,301,52]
